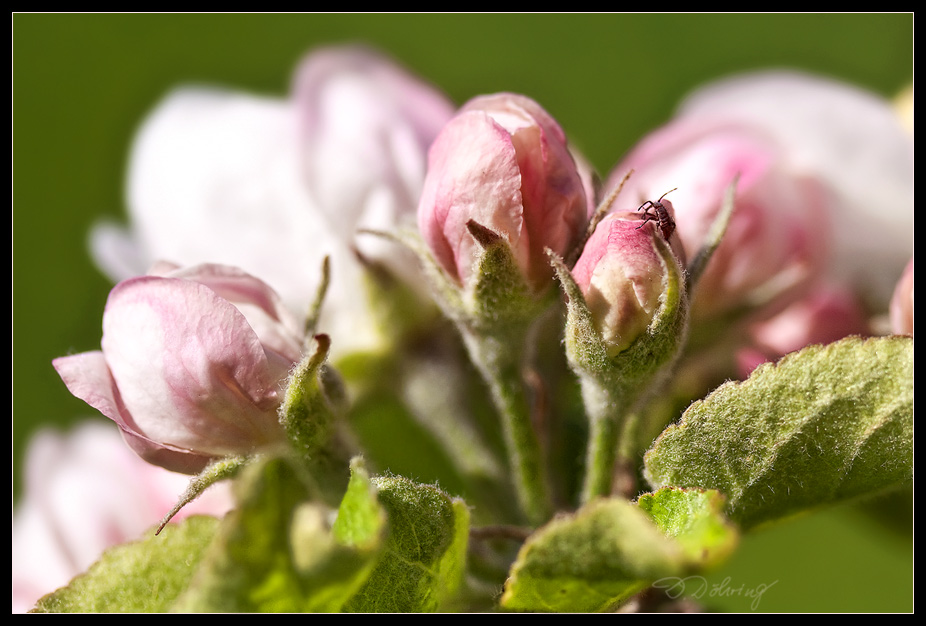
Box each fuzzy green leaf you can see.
[644,336,913,530]
[346,475,470,612]
[174,456,384,612]
[500,498,686,612]
[31,516,219,613]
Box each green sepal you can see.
[154,455,247,534]
[279,334,339,459]
[303,255,330,337]
[463,220,551,330]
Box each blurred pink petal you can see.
[889,259,913,335]
[737,283,872,378]
[605,119,829,321]
[12,422,234,613]
[677,70,913,307]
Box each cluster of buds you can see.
[49,51,911,537]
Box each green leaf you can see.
[174,455,384,612]
[500,498,685,612]
[636,487,738,569]
[31,515,219,613]
[644,336,913,530]
[346,475,470,612]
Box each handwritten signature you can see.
[651,575,778,611]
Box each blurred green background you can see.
[13,14,912,612]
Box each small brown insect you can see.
[636,188,677,240]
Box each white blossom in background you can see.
[90,45,455,361]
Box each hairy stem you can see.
[579,379,637,504]
[462,328,552,526]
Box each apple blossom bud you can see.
[417,92,589,293]
[890,259,913,335]
[53,263,305,474]
[604,118,829,323]
[571,213,675,356]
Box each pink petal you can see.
[52,351,133,430]
[418,111,526,285]
[53,351,215,473]
[165,263,304,364]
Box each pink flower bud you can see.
[604,118,829,322]
[418,93,589,292]
[53,264,304,473]
[571,213,671,356]
[889,259,913,335]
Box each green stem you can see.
[579,378,640,504]
[463,328,552,526]
[580,380,617,504]
[582,414,618,503]
[155,455,246,534]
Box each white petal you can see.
[126,87,333,318]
